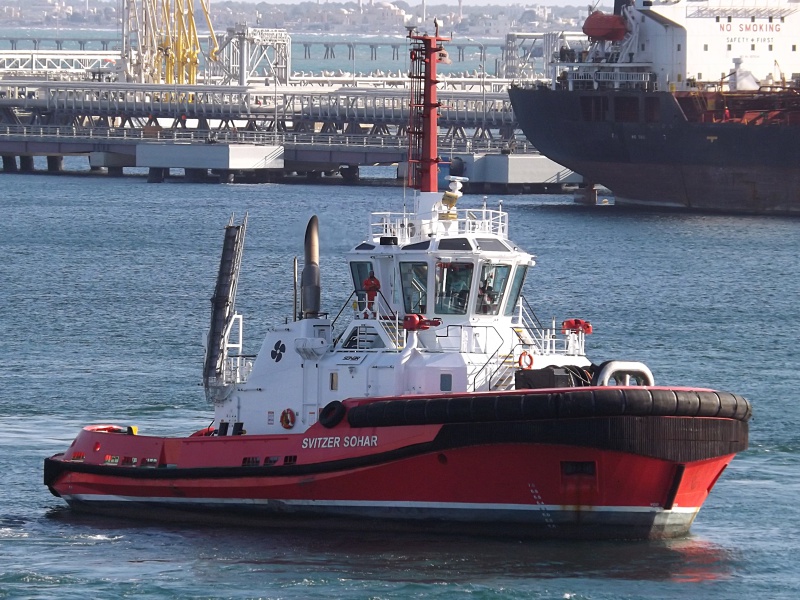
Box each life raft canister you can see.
[280,409,296,429]
[561,318,593,335]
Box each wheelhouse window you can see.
[476,264,512,315]
[434,262,474,315]
[351,261,374,312]
[503,265,528,316]
[350,261,373,292]
[400,262,428,314]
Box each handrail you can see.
[466,324,511,391]
[0,124,535,154]
[520,294,545,331]
[330,290,357,344]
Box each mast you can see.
[407,21,449,194]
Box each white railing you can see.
[219,315,254,385]
[369,206,509,244]
[515,305,586,357]
[0,125,525,156]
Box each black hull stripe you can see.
[44,416,747,487]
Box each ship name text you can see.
[301,435,379,449]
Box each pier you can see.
[0,80,579,190]
[0,27,588,190]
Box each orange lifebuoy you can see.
[280,409,296,429]
[518,351,534,369]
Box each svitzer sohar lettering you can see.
[301,435,378,449]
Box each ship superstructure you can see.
[509,0,800,213]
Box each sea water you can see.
[1,163,798,599]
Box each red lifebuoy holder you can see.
[280,409,296,429]
[561,318,593,335]
[518,351,534,369]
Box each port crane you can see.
[121,0,218,84]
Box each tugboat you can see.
[44,24,750,540]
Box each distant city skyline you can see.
[226,0,592,6]
[0,0,605,39]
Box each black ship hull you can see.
[509,87,800,215]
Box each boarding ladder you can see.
[204,213,247,402]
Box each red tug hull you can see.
[45,388,749,540]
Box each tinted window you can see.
[476,264,512,316]
[403,240,430,250]
[503,265,528,316]
[350,261,373,292]
[438,238,472,251]
[475,238,509,252]
[434,262,474,315]
[400,262,428,314]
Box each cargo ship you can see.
[43,24,751,540]
[508,0,800,214]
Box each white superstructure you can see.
[555,0,800,92]
[204,182,597,436]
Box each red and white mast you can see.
[407,21,449,195]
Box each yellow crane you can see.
[122,0,218,84]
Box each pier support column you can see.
[185,168,208,183]
[19,156,34,172]
[47,155,63,173]
[341,166,360,183]
[108,166,124,177]
[2,155,17,172]
[147,167,166,183]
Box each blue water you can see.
[1,163,799,599]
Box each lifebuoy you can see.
[518,351,534,369]
[280,409,296,429]
[319,400,346,429]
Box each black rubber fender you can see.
[319,400,347,429]
[521,393,558,419]
[345,388,752,428]
[674,390,701,416]
[403,399,429,425]
[650,389,678,414]
[696,391,723,417]
[495,395,525,421]
[621,387,654,415]
[591,388,628,416]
